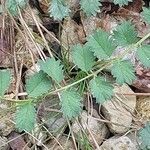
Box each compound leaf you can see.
[113,0,132,6]
[72,44,95,72]
[80,0,101,16]
[39,58,64,83]
[89,76,114,104]
[15,102,36,132]
[138,122,150,149]
[49,0,70,20]
[6,0,27,16]
[111,60,136,85]
[141,7,150,24]
[60,89,82,119]
[26,71,52,98]
[0,69,11,97]
[137,45,150,68]
[86,29,116,60]
[113,21,138,46]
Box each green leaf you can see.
[138,122,150,149]
[39,58,64,83]
[0,5,3,14]
[60,89,82,119]
[113,21,138,46]
[111,60,136,85]
[113,0,132,6]
[26,71,52,98]
[89,76,114,103]
[49,0,70,20]
[80,0,101,16]
[141,7,150,25]
[0,70,11,97]
[6,0,27,16]
[137,45,150,68]
[86,29,116,60]
[72,44,95,72]
[15,102,36,132]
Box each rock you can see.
[72,110,109,148]
[114,84,136,112]
[127,132,141,150]
[44,136,75,150]
[0,136,9,150]
[99,136,137,150]
[38,96,67,137]
[101,84,136,134]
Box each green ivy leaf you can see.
[26,71,52,98]
[39,58,64,83]
[137,45,150,68]
[113,21,138,46]
[15,102,36,132]
[138,122,150,149]
[0,70,11,97]
[111,60,136,85]
[141,7,150,25]
[49,0,70,20]
[72,44,95,72]
[89,76,114,104]
[86,29,116,60]
[6,0,27,16]
[113,0,132,6]
[80,0,101,16]
[60,89,82,119]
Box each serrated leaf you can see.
[113,21,138,46]
[49,0,70,20]
[0,70,11,97]
[39,58,64,83]
[137,45,150,68]
[89,76,114,103]
[111,60,136,85]
[138,122,150,149]
[72,44,95,72]
[80,0,101,16]
[60,89,82,119]
[141,7,150,25]
[26,71,52,98]
[86,29,116,60]
[6,0,27,16]
[113,0,132,6]
[15,102,36,132]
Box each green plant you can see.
[6,0,133,19]
[2,1,150,148]
[138,122,150,149]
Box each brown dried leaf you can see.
[8,132,30,150]
[133,65,150,93]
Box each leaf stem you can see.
[135,31,150,47]
[47,61,114,95]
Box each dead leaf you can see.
[133,65,150,93]
[8,132,30,150]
